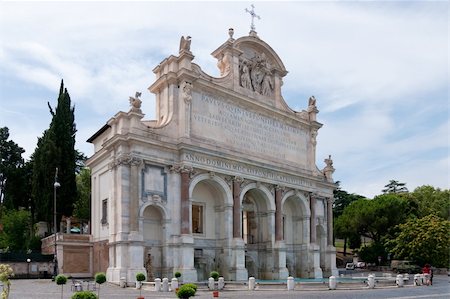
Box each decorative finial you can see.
[245,4,261,36]
[228,28,234,40]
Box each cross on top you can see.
[245,4,261,32]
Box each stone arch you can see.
[189,173,233,280]
[140,204,168,279]
[281,191,310,278]
[240,182,275,212]
[240,182,275,279]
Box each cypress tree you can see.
[32,80,77,229]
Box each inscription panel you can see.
[183,152,313,189]
[191,92,308,167]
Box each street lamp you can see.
[26,258,31,278]
[53,168,61,278]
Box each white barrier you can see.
[287,276,294,291]
[329,276,336,290]
[218,277,225,290]
[208,277,215,290]
[171,278,178,291]
[414,274,422,286]
[162,277,169,292]
[396,274,404,287]
[367,274,375,289]
[154,278,161,291]
[248,277,256,290]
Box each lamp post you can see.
[27,258,31,278]
[53,168,61,278]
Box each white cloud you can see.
[0,1,448,197]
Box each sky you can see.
[0,0,448,198]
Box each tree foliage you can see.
[410,185,449,220]
[0,127,30,211]
[73,168,91,220]
[385,214,450,267]
[0,209,32,250]
[382,180,408,194]
[32,80,78,227]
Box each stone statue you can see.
[181,81,192,103]
[144,252,154,282]
[129,92,142,111]
[308,96,317,110]
[240,61,252,90]
[217,54,231,76]
[179,36,191,53]
[261,70,273,96]
[323,155,335,182]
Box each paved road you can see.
[7,275,450,299]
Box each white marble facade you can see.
[87,29,338,283]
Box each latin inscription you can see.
[184,152,313,188]
[191,93,308,167]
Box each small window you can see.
[101,199,108,225]
[192,204,203,234]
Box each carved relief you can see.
[217,54,231,76]
[181,82,192,103]
[239,52,274,96]
[109,153,142,169]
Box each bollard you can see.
[367,274,375,289]
[208,277,215,290]
[396,274,404,287]
[218,277,224,290]
[171,277,178,291]
[162,277,169,292]
[119,277,126,288]
[329,276,336,290]
[248,277,255,290]
[154,278,161,291]
[287,276,295,291]
[414,274,421,286]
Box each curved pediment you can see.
[234,36,288,77]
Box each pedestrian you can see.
[422,263,432,286]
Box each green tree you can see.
[410,185,449,220]
[333,182,365,254]
[0,209,32,250]
[385,214,450,267]
[382,180,408,194]
[0,127,30,211]
[73,168,91,220]
[32,80,78,228]
[335,194,417,263]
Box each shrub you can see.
[55,274,67,285]
[210,271,219,281]
[182,283,197,292]
[55,275,67,299]
[94,272,106,298]
[177,284,196,298]
[174,271,181,278]
[0,264,14,299]
[71,291,98,299]
[136,272,146,282]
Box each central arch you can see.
[240,183,274,279]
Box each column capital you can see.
[109,153,143,169]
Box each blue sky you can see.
[0,1,448,198]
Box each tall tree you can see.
[0,127,30,211]
[410,185,449,220]
[333,181,365,254]
[73,167,91,221]
[32,80,77,229]
[382,180,408,194]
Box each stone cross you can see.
[245,4,261,32]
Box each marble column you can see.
[232,177,242,238]
[275,186,283,241]
[129,158,142,232]
[327,197,333,246]
[180,168,191,235]
[310,194,316,244]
